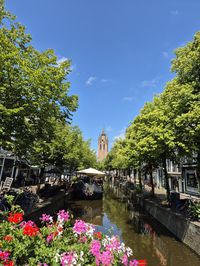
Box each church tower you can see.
[98,129,108,161]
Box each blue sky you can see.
[6,0,200,151]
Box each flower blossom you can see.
[19,220,35,228]
[86,223,95,238]
[23,223,39,237]
[40,214,53,223]
[106,236,121,252]
[73,220,87,235]
[78,235,87,243]
[0,250,10,261]
[46,233,54,244]
[94,231,102,240]
[3,236,13,242]
[57,210,69,223]
[130,259,139,266]
[3,260,14,266]
[90,240,101,257]
[121,254,128,266]
[8,212,23,224]
[100,250,114,266]
[126,247,133,257]
[60,252,77,266]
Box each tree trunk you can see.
[123,169,126,176]
[128,168,131,178]
[39,167,44,181]
[197,151,200,193]
[134,169,137,185]
[149,165,155,197]
[163,157,170,201]
[138,168,142,192]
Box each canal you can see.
[66,183,200,266]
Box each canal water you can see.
[66,183,200,266]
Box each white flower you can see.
[79,251,84,262]
[121,242,126,253]
[55,251,61,263]
[126,247,133,257]
[86,224,95,237]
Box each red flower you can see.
[138,260,147,266]
[54,231,59,237]
[23,224,39,237]
[94,231,102,240]
[3,260,14,266]
[0,250,10,261]
[8,213,23,224]
[3,236,13,242]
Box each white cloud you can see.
[170,10,179,16]
[86,76,97,86]
[141,77,159,88]
[123,96,135,102]
[57,57,68,65]
[114,127,126,141]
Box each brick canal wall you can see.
[139,196,200,256]
[112,180,200,256]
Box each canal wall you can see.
[112,180,200,256]
[139,196,200,256]
[25,191,70,223]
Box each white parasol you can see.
[77,168,105,177]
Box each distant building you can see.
[97,129,108,161]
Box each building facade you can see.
[97,129,108,161]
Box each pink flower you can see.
[60,252,77,266]
[40,214,53,223]
[100,250,114,266]
[73,220,87,235]
[130,260,139,266]
[90,240,101,257]
[78,235,87,243]
[57,210,69,223]
[46,233,54,244]
[19,220,35,228]
[121,254,128,266]
[106,236,121,252]
[0,250,10,261]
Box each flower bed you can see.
[0,205,146,265]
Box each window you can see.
[186,173,198,188]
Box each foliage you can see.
[0,7,78,159]
[0,207,142,265]
[105,31,200,198]
[0,4,97,173]
[189,201,200,221]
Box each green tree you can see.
[105,138,129,176]
[41,123,97,172]
[171,32,200,185]
[0,10,78,158]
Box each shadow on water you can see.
[66,183,200,266]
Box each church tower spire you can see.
[97,129,108,161]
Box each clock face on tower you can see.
[98,129,108,161]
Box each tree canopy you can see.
[0,4,97,172]
[106,31,200,196]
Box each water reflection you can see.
[66,183,200,266]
